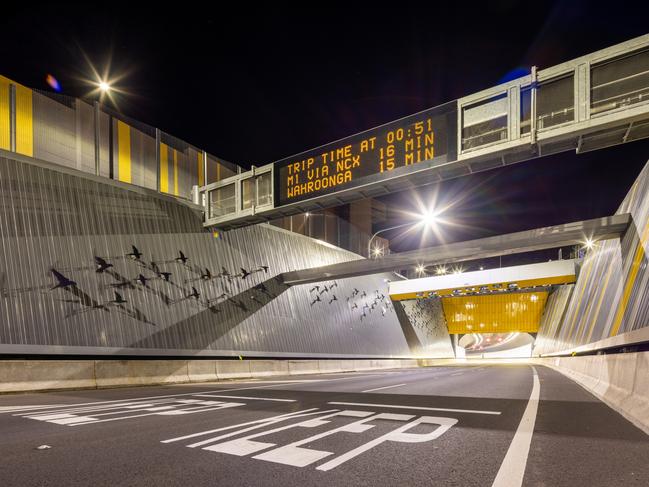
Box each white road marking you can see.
[491,366,540,487]
[362,383,407,393]
[450,372,464,376]
[316,415,458,471]
[161,408,322,443]
[328,401,501,415]
[194,394,296,402]
[187,409,340,448]
[207,410,372,459]
[7,373,384,417]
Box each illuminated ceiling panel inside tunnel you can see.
[441,291,548,334]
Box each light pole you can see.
[367,222,415,258]
[367,210,442,259]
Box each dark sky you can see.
[2,2,649,250]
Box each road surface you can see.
[1,364,647,486]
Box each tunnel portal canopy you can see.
[389,260,577,335]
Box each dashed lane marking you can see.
[328,401,501,415]
[362,383,407,393]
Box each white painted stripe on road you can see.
[491,366,540,487]
[194,394,296,403]
[450,372,464,376]
[328,401,501,415]
[161,408,322,443]
[9,373,385,416]
[362,383,407,393]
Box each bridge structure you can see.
[0,33,648,487]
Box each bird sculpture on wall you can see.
[201,268,213,280]
[239,268,251,279]
[176,251,189,265]
[328,295,337,304]
[94,256,113,273]
[110,291,127,304]
[187,287,200,300]
[126,245,143,260]
[51,269,76,290]
[135,274,149,286]
[310,295,321,306]
[218,266,231,279]
[310,285,320,293]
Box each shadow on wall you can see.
[124,275,290,351]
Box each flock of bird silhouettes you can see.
[309,282,394,322]
[49,245,270,320]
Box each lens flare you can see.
[45,74,61,92]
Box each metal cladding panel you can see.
[442,292,548,334]
[533,285,574,355]
[536,160,649,354]
[0,155,410,357]
[399,298,455,357]
[33,91,76,168]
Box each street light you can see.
[99,81,111,93]
[367,209,444,258]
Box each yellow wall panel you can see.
[117,121,131,183]
[159,143,169,193]
[442,292,548,334]
[0,77,9,150]
[197,152,204,187]
[173,149,179,196]
[15,85,33,156]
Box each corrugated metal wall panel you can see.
[536,160,649,354]
[0,155,411,357]
[399,298,455,357]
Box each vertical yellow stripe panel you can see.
[117,121,131,183]
[173,149,179,196]
[0,78,9,150]
[197,152,204,187]
[159,143,169,193]
[15,85,33,156]
[611,243,644,336]
[610,219,649,336]
[586,259,614,343]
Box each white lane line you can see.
[194,394,296,403]
[328,401,501,415]
[362,383,407,393]
[491,366,540,487]
[161,408,322,443]
[9,373,385,416]
[450,372,464,376]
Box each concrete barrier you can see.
[187,360,218,382]
[215,360,252,379]
[249,360,289,377]
[288,360,320,375]
[95,360,190,388]
[536,352,649,434]
[0,360,95,393]
[0,358,428,393]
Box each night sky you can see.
[2,2,649,251]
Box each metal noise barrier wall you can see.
[0,77,239,202]
[535,160,649,355]
[0,154,450,359]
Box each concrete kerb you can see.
[215,360,252,379]
[0,360,96,393]
[536,353,649,435]
[288,360,320,375]
[94,360,190,388]
[187,360,218,382]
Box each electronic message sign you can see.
[275,101,457,206]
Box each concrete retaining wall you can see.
[535,352,649,434]
[0,358,421,393]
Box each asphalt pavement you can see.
[0,364,647,486]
